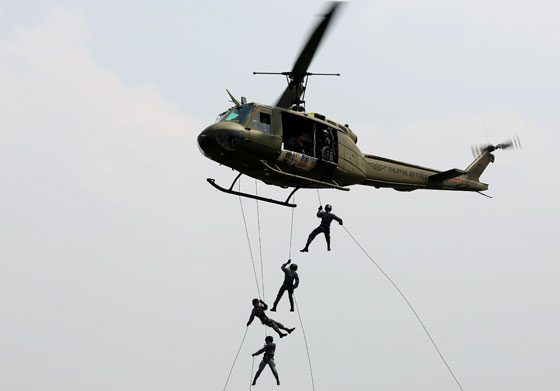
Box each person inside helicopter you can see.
[300,204,343,252]
[285,135,306,154]
[318,128,334,161]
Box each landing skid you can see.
[207,173,299,208]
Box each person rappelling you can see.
[300,204,343,252]
[247,298,295,338]
[271,259,299,312]
[251,335,280,386]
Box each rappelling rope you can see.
[248,356,255,390]
[255,180,266,301]
[342,225,465,391]
[315,189,322,206]
[238,180,262,299]
[287,198,315,391]
[223,326,249,391]
[288,195,296,259]
[229,180,267,391]
[294,295,316,391]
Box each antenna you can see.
[226,89,241,107]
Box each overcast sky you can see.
[1,1,559,390]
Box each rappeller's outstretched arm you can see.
[252,346,266,357]
[334,214,343,225]
[281,259,291,272]
[316,205,323,218]
[247,309,256,326]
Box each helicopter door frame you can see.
[280,112,339,167]
[315,125,337,166]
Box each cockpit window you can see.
[217,105,255,127]
[216,110,229,123]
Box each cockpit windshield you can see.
[216,105,255,127]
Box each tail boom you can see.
[361,154,489,192]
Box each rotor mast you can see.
[253,72,340,112]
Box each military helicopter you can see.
[197,2,519,207]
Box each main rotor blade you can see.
[276,2,343,108]
[276,85,298,109]
[291,2,342,77]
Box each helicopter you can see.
[197,2,520,208]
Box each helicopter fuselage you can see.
[197,103,489,193]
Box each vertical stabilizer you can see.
[465,151,495,181]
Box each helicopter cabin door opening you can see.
[281,112,338,166]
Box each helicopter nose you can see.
[197,126,216,157]
[197,123,246,157]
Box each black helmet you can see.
[265,335,274,343]
[325,204,332,212]
[290,263,298,271]
[252,298,260,306]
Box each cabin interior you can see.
[281,112,337,164]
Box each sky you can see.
[1,1,559,390]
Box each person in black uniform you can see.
[300,204,343,252]
[252,335,280,386]
[271,260,299,312]
[247,298,295,338]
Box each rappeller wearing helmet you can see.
[271,259,299,312]
[300,204,343,252]
[247,298,295,338]
[252,335,280,386]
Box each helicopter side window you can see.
[260,112,271,133]
[222,105,255,127]
[250,110,272,133]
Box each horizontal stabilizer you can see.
[429,168,467,182]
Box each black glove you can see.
[339,220,343,225]
[259,299,265,304]
[252,353,256,357]
[318,205,323,210]
[246,322,251,327]
[287,259,291,263]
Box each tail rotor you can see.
[471,134,521,157]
